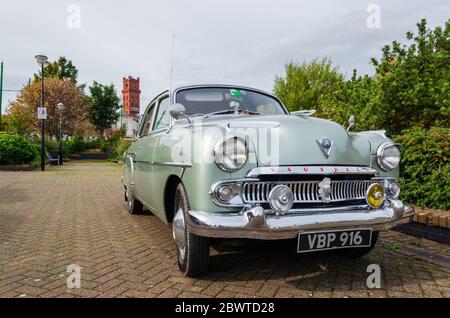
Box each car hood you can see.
[192,114,371,166]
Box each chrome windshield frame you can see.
[172,84,289,116]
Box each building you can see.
[119,76,141,138]
[122,76,141,118]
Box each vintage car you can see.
[122,84,414,277]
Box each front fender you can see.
[356,131,400,178]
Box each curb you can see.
[394,223,450,245]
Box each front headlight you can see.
[377,142,401,171]
[214,136,248,172]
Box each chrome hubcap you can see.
[126,189,132,210]
[172,203,186,264]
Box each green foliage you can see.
[0,133,39,165]
[34,56,79,83]
[386,242,402,251]
[28,136,100,157]
[66,136,90,154]
[273,19,450,210]
[397,127,449,210]
[109,139,133,161]
[371,19,450,135]
[320,72,383,131]
[88,81,121,136]
[100,139,110,153]
[30,136,68,158]
[273,58,345,113]
[274,19,449,136]
[273,60,384,131]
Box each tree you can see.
[371,19,450,135]
[7,78,91,137]
[34,56,79,83]
[320,71,382,131]
[273,58,345,114]
[88,81,121,137]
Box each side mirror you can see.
[347,115,356,132]
[168,103,191,123]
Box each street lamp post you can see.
[57,102,64,165]
[35,54,48,172]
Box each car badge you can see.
[318,177,332,203]
[316,137,333,159]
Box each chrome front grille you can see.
[241,180,374,204]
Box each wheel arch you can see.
[123,154,136,190]
[164,175,182,223]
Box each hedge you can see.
[0,133,39,165]
[397,127,450,210]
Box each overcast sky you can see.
[1,0,449,114]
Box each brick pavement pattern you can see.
[0,162,449,298]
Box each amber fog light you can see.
[366,183,385,209]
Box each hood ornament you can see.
[318,177,332,203]
[316,137,334,159]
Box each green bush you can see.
[109,139,132,161]
[66,136,89,154]
[100,139,110,153]
[397,127,450,210]
[0,133,39,165]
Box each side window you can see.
[140,103,156,136]
[153,97,170,131]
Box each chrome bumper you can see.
[186,200,414,240]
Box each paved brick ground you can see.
[0,162,449,298]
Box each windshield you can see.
[175,87,286,117]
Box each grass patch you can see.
[386,242,402,251]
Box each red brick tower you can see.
[122,76,141,119]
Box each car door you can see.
[145,95,171,218]
[135,94,170,212]
[134,101,158,209]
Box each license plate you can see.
[297,229,372,253]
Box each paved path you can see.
[0,162,448,298]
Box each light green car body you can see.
[122,85,399,225]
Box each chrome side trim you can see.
[135,160,192,168]
[247,166,378,177]
[264,204,369,214]
[152,161,193,168]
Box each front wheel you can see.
[339,231,379,257]
[172,183,210,277]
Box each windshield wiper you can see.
[204,109,260,118]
